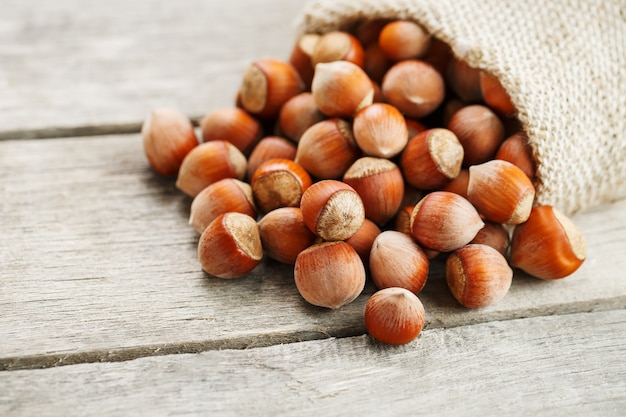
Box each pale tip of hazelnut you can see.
[552,208,587,260]
[317,189,365,241]
[428,128,464,180]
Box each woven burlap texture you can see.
[296,0,626,215]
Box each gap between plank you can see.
[1,303,622,372]
[0,117,202,141]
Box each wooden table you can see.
[1,0,625,415]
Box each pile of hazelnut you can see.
[141,19,587,346]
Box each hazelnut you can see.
[378,20,431,61]
[395,204,442,258]
[352,103,408,158]
[189,178,256,234]
[176,140,247,197]
[343,157,404,226]
[250,159,312,213]
[446,244,513,308]
[440,168,470,199]
[410,191,484,252]
[246,136,297,180]
[369,231,429,294]
[495,132,537,182]
[393,205,415,236]
[405,118,427,139]
[467,159,535,224]
[442,98,466,127]
[294,241,366,309]
[363,43,391,83]
[401,128,464,190]
[288,33,320,88]
[198,212,263,279]
[278,92,325,143]
[240,59,305,118]
[257,207,317,264]
[447,104,505,166]
[421,37,452,76]
[400,185,426,207]
[199,107,261,155]
[510,205,586,279]
[470,220,510,256]
[311,61,374,118]
[479,71,516,116]
[365,287,425,345]
[295,118,360,179]
[344,218,382,263]
[311,31,365,68]
[300,180,365,241]
[445,57,482,103]
[381,59,445,118]
[371,80,384,103]
[141,107,198,176]
[355,19,390,46]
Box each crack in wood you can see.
[0,327,362,372]
[2,303,624,372]
[0,117,201,141]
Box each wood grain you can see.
[0,0,303,139]
[1,134,625,369]
[2,310,625,416]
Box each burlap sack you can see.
[296,0,626,216]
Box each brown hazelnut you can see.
[365,287,425,345]
[295,118,360,179]
[176,140,247,197]
[369,231,429,294]
[198,212,263,279]
[421,37,452,76]
[446,243,513,308]
[353,103,408,158]
[410,191,484,252]
[240,59,305,118]
[294,241,366,309]
[278,92,326,143]
[510,205,586,279]
[447,104,505,166]
[355,19,390,46]
[401,128,464,190]
[257,207,317,264]
[250,159,312,213]
[467,159,535,225]
[470,220,510,256]
[344,218,382,263]
[363,43,391,83]
[378,20,431,61]
[445,57,482,103]
[246,136,297,180]
[440,168,470,199]
[311,31,365,68]
[495,132,537,182]
[199,107,261,155]
[382,59,445,118]
[142,108,198,176]
[300,180,365,241]
[480,71,516,116]
[189,178,256,234]
[311,61,374,118]
[343,157,404,226]
[288,33,320,88]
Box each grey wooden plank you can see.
[0,0,303,138]
[1,134,625,369]
[1,310,625,417]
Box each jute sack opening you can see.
[295,0,626,216]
